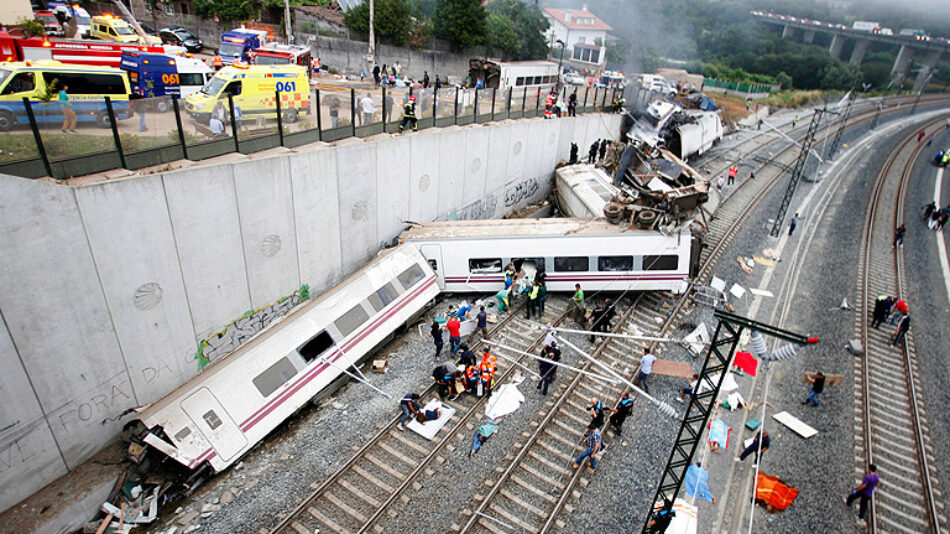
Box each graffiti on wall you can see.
[505,177,540,207]
[436,193,498,222]
[194,284,310,370]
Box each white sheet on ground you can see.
[668,498,698,534]
[695,372,737,394]
[683,323,709,355]
[485,383,525,420]
[407,400,456,440]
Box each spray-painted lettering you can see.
[141,363,174,384]
[437,194,498,222]
[194,285,311,370]
[0,439,38,473]
[505,177,540,207]
[57,382,133,433]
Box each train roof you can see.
[400,218,656,241]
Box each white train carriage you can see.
[130,245,439,472]
[401,218,696,294]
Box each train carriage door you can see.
[181,387,248,463]
[419,244,444,289]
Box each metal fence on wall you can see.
[0,83,620,180]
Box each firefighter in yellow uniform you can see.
[399,94,418,131]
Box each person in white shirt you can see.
[360,92,376,125]
[634,347,658,394]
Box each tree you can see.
[775,71,793,90]
[433,0,487,51]
[344,0,413,46]
[486,0,549,60]
[486,13,519,59]
[192,0,252,23]
[819,61,862,90]
[17,17,46,37]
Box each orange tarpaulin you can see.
[755,472,799,511]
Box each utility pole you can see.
[911,68,936,115]
[640,309,817,533]
[769,108,832,237]
[111,0,148,43]
[284,0,293,42]
[826,92,853,161]
[368,0,376,65]
[870,79,894,130]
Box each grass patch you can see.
[765,90,828,109]
[0,130,182,163]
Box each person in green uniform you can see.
[572,283,587,327]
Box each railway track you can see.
[268,297,575,534]
[856,116,947,533]
[455,99,950,534]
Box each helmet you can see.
[409,95,416,102]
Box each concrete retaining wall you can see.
[0,113,621,513]
[308,35,478,81]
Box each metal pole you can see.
[315,88,323,140]
[350,87,356,137]
[227,93,239,153]
[507,87,512,119]
[381,85,387,132]
[454,87,459,125]
[535,88,541,115]
[601,87,607,109]
[583,86,589,111]
[522,87,527,116]
[490,88,496,120]
[171,95,188,160]
[275,90,284,146]
[432,87,437,123]
[283,0,293,42]
[105,96,126,169]
[474,87,479,122]
[22,97,52,177]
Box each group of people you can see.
[921,201,950,231]
[372,62,404,85]
[587,139,612,164]
[495,262,548,318]
[870,294,911,347]
[543,90,578,119]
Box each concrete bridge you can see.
[753,12,950,91]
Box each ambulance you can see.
[120,52,213,109]
[90,15,161,45]
[184,64,309,124]
[0,60,132,131]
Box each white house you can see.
[542,5,612,68]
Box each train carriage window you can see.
[512,257,545,274]
[298,331,335,363]
[368,282,401,311]
[253,357,298,397]
[598,256,633,271]
[202,410,223,430]
[335,304,369,338]
[554,256,589,272]
[516,76,525,86]
[397,264,426,289]
[469,258,502,273]
[642,255,679,271]
[427,259,438,271]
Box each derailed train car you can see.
[126,245,439,473]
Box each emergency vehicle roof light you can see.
[169,60,175,65]
[42,41,52,47]
[143,59,149,64]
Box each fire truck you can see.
[252,43,312,76]
[0,31,181,68]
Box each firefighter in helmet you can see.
[400,94,418,131]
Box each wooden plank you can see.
[365,453,408,480]
[353,465,396,493]
[390,430,431,455]
[802,372,844,386]
[772,411,818,439]
[325,490,368,523]
[94,514,114,534]
[501,488,548,518]
[522,461,566,490]
[489,503,540,534]
[291,521,312,534]
[377,441,418,467]
[307,506,350,534]
[651,359,695,379]
[338,478,382,508]
[511,474,557,503]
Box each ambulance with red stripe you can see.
[183,63,309,124]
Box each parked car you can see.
[33,11,65,36]
[159,26,203,53]
[563,72,584,85]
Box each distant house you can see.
[542,5,611,68]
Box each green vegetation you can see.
[433,0,488,51]
[344,0,413,46]
[17,18,46,38]
[486,1,549,60]
[192,0,252,23]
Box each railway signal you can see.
[640,309,817,534]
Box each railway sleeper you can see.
[528,449,573,476]
[500,488,549,519]
[338,477,383,508]
[488,502,540,534]
[307,506,350,534]
[323,490,369,523]
[511,474,558,504]
[352,464,396,493]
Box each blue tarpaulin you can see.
[685,464,715,502]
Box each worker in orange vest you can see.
[478,350,496,397]
[311,57,321,77]
[544,91,555,119]
[728,164,738,185]
[212,55,223,71]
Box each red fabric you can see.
[728,166,738,178]
[446,319,461,337]
[733,351,758,377]
[755,472,800,510]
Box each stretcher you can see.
[407,400,456,440]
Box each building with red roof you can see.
[542,5,612,67]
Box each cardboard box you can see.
[372,360,389,374]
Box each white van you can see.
[638,74,677,98]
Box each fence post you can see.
[522,87,527,116]
[171,96,189,160]
[104,96,126,169]
[275,90,284,147]
[22,97,52,177]
[350,88,356,137]
[490,88,496,121]
[315,88,323,141]
[432,87,437,124]
[227,93,239,152]
[536,88,541,115]
[583,86,589,111]
[474,88,479,123]
[507,88,512,119]
[454,87,459,125]
[601,87,607,109]
[381,85,387,132]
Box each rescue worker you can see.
[526,281,541,319]
[588,140,599,164]
[311,57,321,77]
[544,91,555,119]
[496,287,511,313]
[478,350,497,397]
[612,96,625,113]
[609,392,634,436]
[727,164,738,185]
[555,95,565,117]
[399,95,418,131]
[212,55,224,71]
